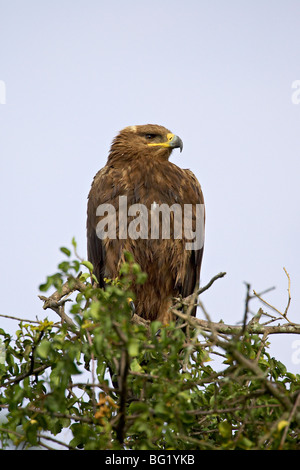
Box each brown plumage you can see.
[87,124,205,323]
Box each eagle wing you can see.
[87,167,109,288]
[174,168,205,306]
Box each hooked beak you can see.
[147,132,183,152]
[167,133,183,152]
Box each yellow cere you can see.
[147,133,175,148]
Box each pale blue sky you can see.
[1,1,300,371]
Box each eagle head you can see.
[108,124,183,164]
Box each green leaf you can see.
[36,339,51,359]
[0,339,5,364]
[60,246,71,257]
[81,261,94,272]
[79,272,90,281]
[58,261,71,273]
[39,276,53,292]
[277,420,289,432]
[130,358,143,372]
[218,421,232,439]
[71,237,77,250]
[237,436,254,449]
[24,420,39,446]
[128,339,139,357]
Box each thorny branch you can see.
[2,266,300,449]
[36,266,300,425]
[35,268,300,389]
[37,270,300,338]
[253,267,293,323]
[38,275,86,329]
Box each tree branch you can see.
[38,276,85,329]
[170,308,300,337]
[37,271,300,340]
[173,272,227,309]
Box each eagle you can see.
[87,124,205,323]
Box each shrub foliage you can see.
[0,240,299,450]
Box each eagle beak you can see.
[167,133,183,152]
[147,132,183,152]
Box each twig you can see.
[239,283,274,338]
[225,345,292,411]
[36,432,76,450]
[242,282,251,333]
[0,314,41,324]
[253,267,293,324]
[173,272,227,311]
[279,391,300,449]
[131,313,150,329]
[253,290,294,325]
[186,402,281,417]
[86,330,97,414]
[27,405,95,424]
[38,295,77,329]
[283,267,291,317]
[69,382,118,393]
[168,309,300,337]
[116,348,129,444]
[112,322,130,444]
[196,271,227,296]
[1,364,50,387]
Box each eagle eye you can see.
[145,134,157,140]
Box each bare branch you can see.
[194,271,227,297]
[279,391,300,449]
[38,275,86,329]
[283,267,292,317]
[252,266,294,325]
[169,309,300,337]
[0,314,41,324]
[253,290,294,326]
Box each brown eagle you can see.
[87,124,205,323]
